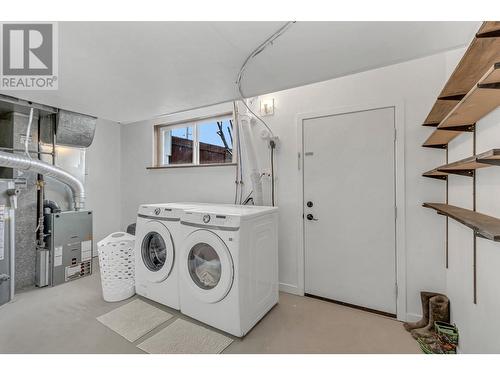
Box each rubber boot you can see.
[411,295,450,340]
[403,291,442,332]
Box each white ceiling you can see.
[1,21,480,123]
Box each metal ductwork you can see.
[40,110,97,148]
[0,150,85,211]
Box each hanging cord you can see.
[242,190,254,205]
[242,173,265,205]
[243,196,254,206]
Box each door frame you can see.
[296,101,406,321]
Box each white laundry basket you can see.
[97,232,136,302]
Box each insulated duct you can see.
[40,110,97,148]
[55,110,97,148]
[0,151,85,210]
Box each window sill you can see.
[147,163,237,170]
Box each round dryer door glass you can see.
[188,243,222,290]
[142,231,167,272]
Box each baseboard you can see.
[279,282,301,295]
[406,312,422,323]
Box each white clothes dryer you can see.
[179,205,279,336]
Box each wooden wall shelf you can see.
[423,99,461,126]
[423,64,500,147]
[423,203,500,242]
[439,22,500,99]
[438,64,500,129]
[421,22,500,303]
[476,21,500,38]
[422,128,470,149]
[421,21,500,141]
[422,169,448,180]
[423,149,500,178]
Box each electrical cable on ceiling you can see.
[236,21,295,207]
[236,21,295,137]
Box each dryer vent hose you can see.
[0,150,85,211]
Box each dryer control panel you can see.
[181,211,240,230]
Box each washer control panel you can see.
[138,204,183,220]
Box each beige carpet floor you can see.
[0,260,419,354]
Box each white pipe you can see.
[9,208,15,301]
[232,101,241,204]
[24,108,34,159]
[240,115,263,206]
[0,151,85,210]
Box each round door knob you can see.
[306,201,313,208]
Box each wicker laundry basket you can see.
[97,232,136,302]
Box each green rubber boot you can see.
[411,295,450,340]
[403,291,443,332]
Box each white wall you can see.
[446,105,500,353]
[86,119,123,247]
[86,43,500,352]
[121,49,467,321]
[120,103,238,229]
[246,51,465,314]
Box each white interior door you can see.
[303,107,396,315]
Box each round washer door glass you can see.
[188,243,221,289]
[142,231,167,271]
[181,230,233,303]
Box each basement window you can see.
[154,113,235,168]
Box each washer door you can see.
[140,221,175,283]
[182,230,233,303]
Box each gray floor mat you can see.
[97,299,173,342]
[137,318,233,354]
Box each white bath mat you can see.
[97,299,173,342]
[137,318,233,354]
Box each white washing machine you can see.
[134,202,214,309]
[179,205,279,337]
